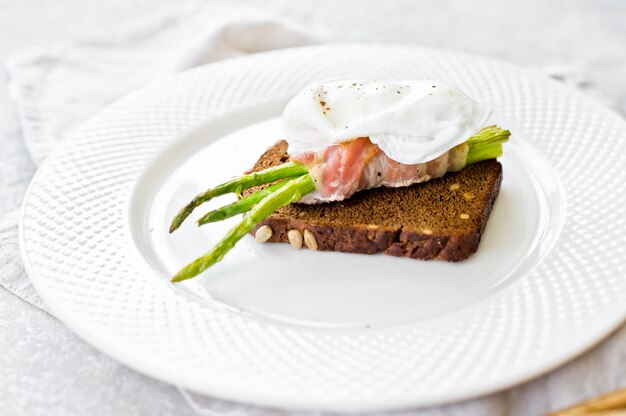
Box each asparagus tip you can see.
[169,218,183,233]
[171,273,186,283]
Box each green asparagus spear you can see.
[466,125,510,165]
[197,180,288,225]
[172,174,315,282]
[467,125,510,146]
[170,125,510,282]
[169,161,308,233]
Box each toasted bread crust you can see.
[246,141,502,261]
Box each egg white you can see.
[282,80,491,164]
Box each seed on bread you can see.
[303,230,318,250]
[463,192,474,201]
[288,229,303,249]
[255,225,273,242]
[449,183,460,191]
[459,213,470,220]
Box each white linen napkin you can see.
[6,3,319,165]
[3,4,625,415]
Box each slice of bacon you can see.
[290,137,468,204]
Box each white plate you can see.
[20,44,626,412]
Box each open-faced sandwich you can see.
[169,80,510,282]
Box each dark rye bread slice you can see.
[245,141,502,261]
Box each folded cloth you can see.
[1,4,323,415]
[5,3,319,165]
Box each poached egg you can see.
[282,80,491,165]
